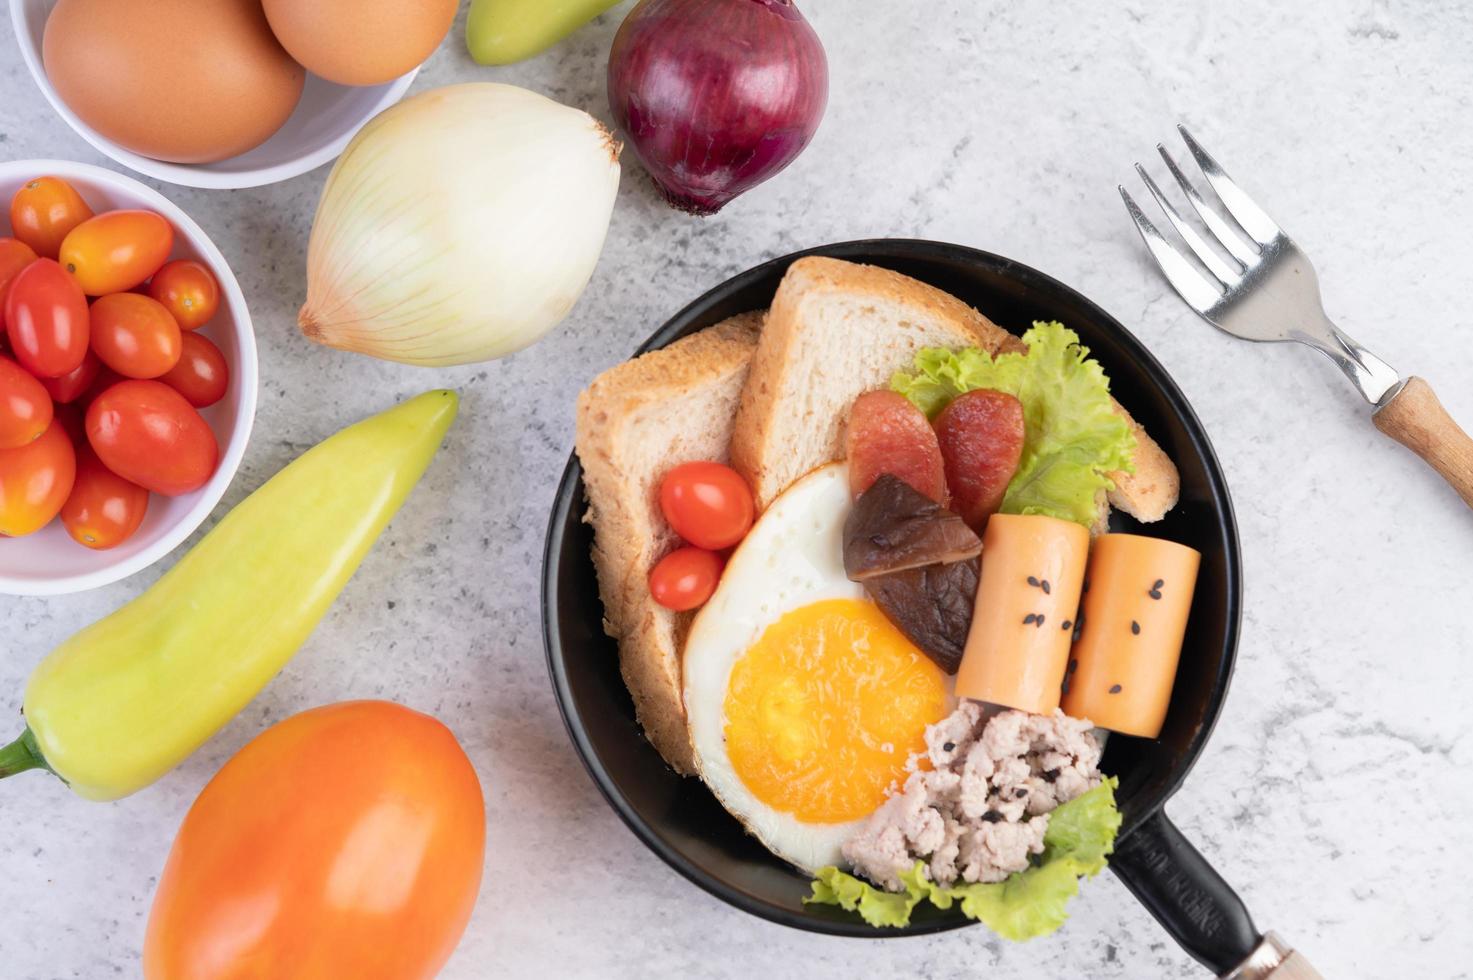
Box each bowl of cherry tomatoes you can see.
[0,159,257,595]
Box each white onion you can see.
[299,83,621,366]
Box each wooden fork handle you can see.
[1372,377,1473,508]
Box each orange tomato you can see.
[61,446,149,549]
[89,293,182,378]
[144,701,486,980]
[0,237,38,332]
[148,259,220,330]
[0,417,76,536]
[0,354,53,449]
[58,209,173,295]
[39,349,101,404]
[10,176,94,259]
[159,331,228,407]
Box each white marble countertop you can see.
[4,2,1472,977]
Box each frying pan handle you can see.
[1109,808,1257,973]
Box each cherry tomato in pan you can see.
[4,258,89,378]
[658,461,755,550]
[648,545,724,611]
[0,417,75,537]
[89,293,182,379]
[9,176,94,259]
[86,380,217,496]
[0,355,53,449]
[39,349,101,404]
[159,331,228,407]
[59,209,173,295]
[0,237,38,332]
[61,446,149,550]
[148,259,219,331]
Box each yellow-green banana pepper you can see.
[0,390,458,801]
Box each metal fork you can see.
[1122,127,1473,509]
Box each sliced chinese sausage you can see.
[1061,533,1200,738]
[846,390,948,504]
[933,388,1025,533]
[955,513,1089,714]
[842,474,981,581]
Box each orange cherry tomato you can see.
[148,259,219,331]
[89,293,182,378]
[86,380,217,496]
[0,417,76,536]
[58,209,173,295]
[40,349,101,404]
[158,332,228,407]
[4,258,89,378]
[9,176,94,259]
[648,545,724,611]
[61,446,149,550]
[0,355,53,449]
[144,700,486,980]
[658,461,755,550]
[0,237,38,332]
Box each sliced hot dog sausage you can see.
[955,513,1089,714]
[933,388,1024,533]
[1061,533,1200,738]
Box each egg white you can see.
[683,462,954,872]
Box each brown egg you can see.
[43,0,305,165]
[262,0,457,87]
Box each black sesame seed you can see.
[1082,578,1090,593]
[1027,575,1040,588]
[1131,620,1141,635]
[1034,614,1045,628]
[942,741,955,753]
[1153,578,1164,590]
[1014,787,1028,798]
[1023,613,1038,625]
[1042,768,1060,783]
[1041,579,1051,595]
[1109,684,1122,694]
[1061,619,1072,631]
[1060,677,1070,696]
[1068,659,1078,674]
[981,810,1004,823]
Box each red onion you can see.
[607,0,828,216]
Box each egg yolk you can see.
[723,598,948,824]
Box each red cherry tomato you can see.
[39,349,101,404]
[158,331,228,407]
[86,380,218,496]
[648,546,724,611]
[9,176,94,259]
[0,355,54,449]
[148,259,219,331]
[58,209,173,295]
[0,417,76,536]
[0,237,38,332]
[4,258,89,378]
[61,446,149,550]
[658,461,755,550]
[89,293,182,379]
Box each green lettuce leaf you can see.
[890,322,1136,528]
[805,778,1121,939]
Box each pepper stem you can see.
[0,728,49,780]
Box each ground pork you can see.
[841,702,1102,891]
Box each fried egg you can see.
[683,463,954,872]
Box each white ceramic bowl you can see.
[9,0,418,190]
[0,160,257,595]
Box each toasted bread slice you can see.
[575,312,765,773]
[731,257,1178,522]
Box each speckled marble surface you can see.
[3,2,1473,978]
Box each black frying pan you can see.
[543,240,1313,976]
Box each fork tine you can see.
[1157,146,1259,266]
[1134,163,1240,286]
[1119,186,1224,312]
[1178,125,1283,245]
